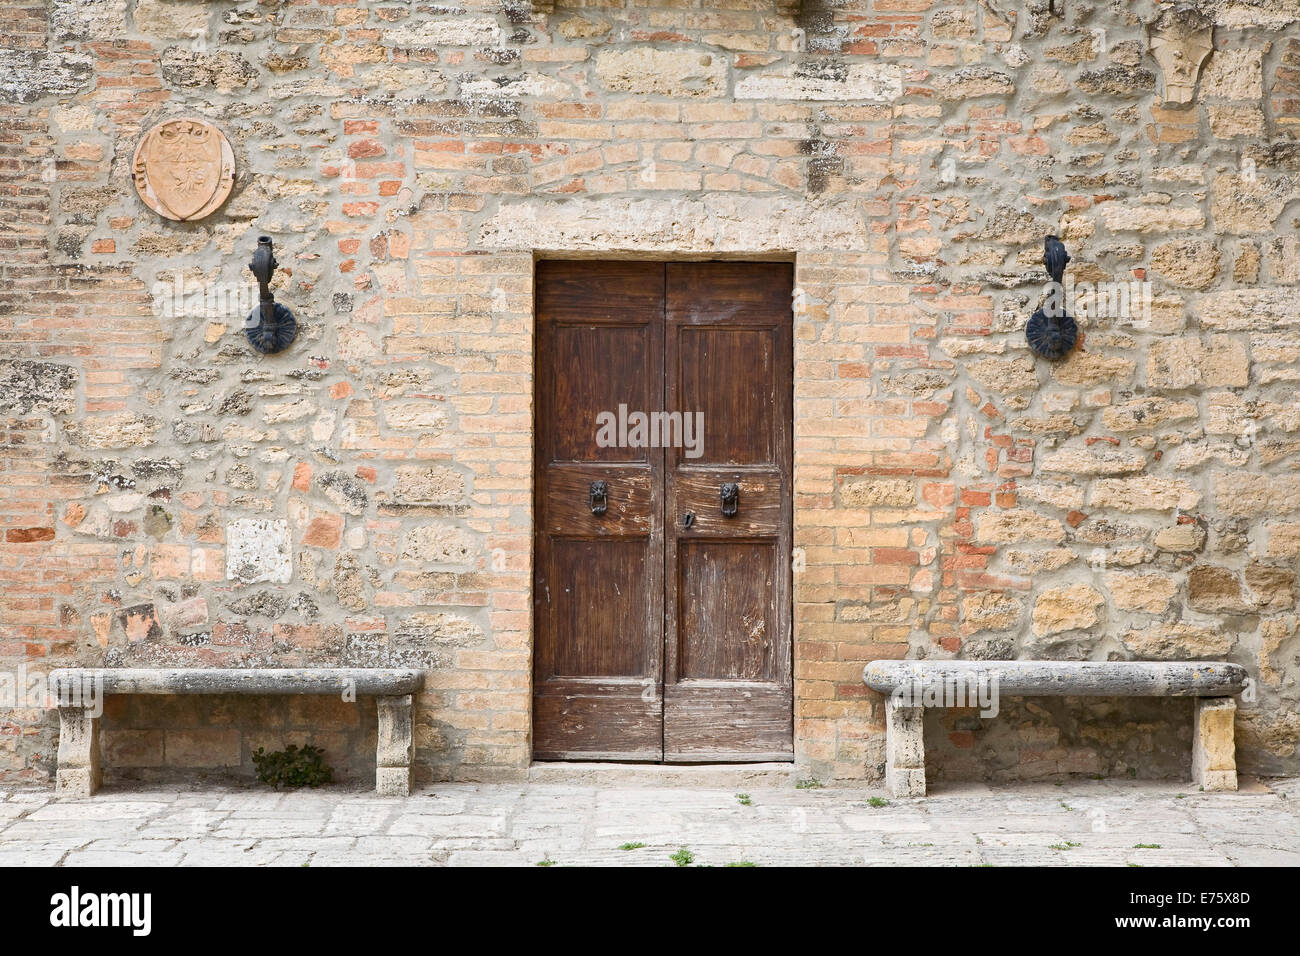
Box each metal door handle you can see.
[589,480,607,516]
[721,483,739,518]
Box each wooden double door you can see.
[533,260,793,762]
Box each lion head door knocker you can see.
[588,480,608,517]
[132,118,235,221]
[245,236,297,354]
[720,482,740,518]
[1026,235,1078,362]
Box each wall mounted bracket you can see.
[1026,235,1078,362]
[245,236,297,354]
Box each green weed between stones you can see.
[251,744,334,791]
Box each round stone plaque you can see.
[132,118,235,221]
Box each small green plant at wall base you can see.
[618,842,646,850]
[1049,841,1082,851]
[536,856,556,867]
[795,778,823,790]
[251,744,334,790]
[1133,843,1162,849]
[868,797,890,808]
[736,793,751,806]
[670,847,694,866]
[725,861,758,867]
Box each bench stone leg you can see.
[376,694,413,796]
[885,699,926,798]
[1192,697,1237,792]
[56,706,101,799]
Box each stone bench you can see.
[48,668,424,799]
[862,660,1249,798]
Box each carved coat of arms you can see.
[132,118,235,221]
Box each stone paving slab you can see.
[0,776,1297,866]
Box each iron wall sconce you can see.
[1026,234,1078,362]
[245,235,297,354]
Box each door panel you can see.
[676,326,778,466]
[663,262,793,762]
[550,325,651,463]
[542,467,654,537]
[549,539,655,678]
[534,260,792,762]
[676,540,779,682]
[670,472,782,537]
[533,260,664,761]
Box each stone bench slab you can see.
[49,667,424,698]
[864,659,1247,799]
[51,667,423,800]
[863,660,1247,698]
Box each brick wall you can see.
[1,0,1298,786]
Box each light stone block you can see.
[863,660,1249,698]
[884,699,926,798]
[1193,697,1238,792]
[478,196,871,254]
[376,695,414,796]
[56,706,101,799]
[735,63,903,102]
[226,518,292,584]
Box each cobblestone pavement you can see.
[2,775,1298,867]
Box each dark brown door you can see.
[533,261,665,760]
[663,263,794,761]
[533,260,792,762]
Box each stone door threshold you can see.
[527,761,799,788]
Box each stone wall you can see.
[1,0,1297,787]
